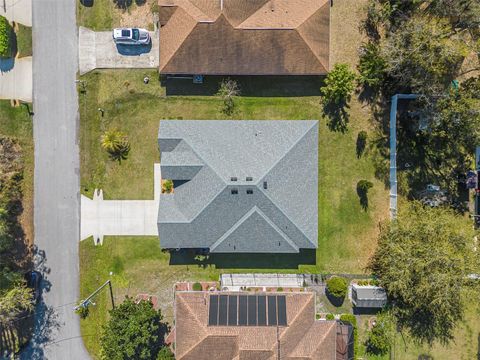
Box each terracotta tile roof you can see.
[174,291,340,360]
[158,0,330,75]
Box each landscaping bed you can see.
[14,23,32,58]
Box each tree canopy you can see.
[369,202,479,345]
[100,297,170,360]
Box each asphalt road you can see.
[22,0,90,359]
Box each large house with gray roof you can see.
[158,120,318,253]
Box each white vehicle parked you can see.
[112,28,150,45]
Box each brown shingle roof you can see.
[174,291,339,360]
[159,0,330,75]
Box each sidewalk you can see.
[0,0,32,26]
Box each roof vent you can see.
[263,181,268,189]
[246,189,253,195]
[231,189,238,195]
[246,177,253,181]
[231,177,237,181]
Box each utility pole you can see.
[74,279,115,313]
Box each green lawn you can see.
[77,0,120,30]
[15,24,32,58]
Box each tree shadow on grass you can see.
[323,101,350,133]
[113,0,132,9]
[325,289,345,307]
[79,0,94,7]
[169,249,316,269]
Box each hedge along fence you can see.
[340,314,358,358]
[0,15,14,58]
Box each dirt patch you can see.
[120,1,156,29]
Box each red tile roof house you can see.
[171,290,353,359]
[158,0,330,75]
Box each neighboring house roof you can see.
[157,120,318,253]
[351,285,388,308]
[174,291,350,360]
[158,0,330,75]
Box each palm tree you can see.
[100,129,130,162]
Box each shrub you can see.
[192,282,202,291]
[356,131,368,158]
[340,314,358,357]
[163,179,173,194]
[0,16,13,58]
[320,63,356,105]
[326,313,335,320]
[357,180,374,210]
[157,346,175,359]
[366,311,395,356]
[326,276,348,299]
[277,287,283,292]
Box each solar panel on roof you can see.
[208,295,219,326]
[228,295,238,326]
[257,295,266,326]
[277,295,287,326]
[267,296,277,326]
[238,295,248,325]
[247,295,257,326]
[218,295,228,325]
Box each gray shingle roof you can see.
[351,285,388,308]
[158,120,318,253]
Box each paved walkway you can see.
[78,26,159,75]
[0,56,32,101]
[81,164,161,244]
[0,0,32,26]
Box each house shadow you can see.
[116,42,152,56]
[352,307,383,315]
[163,75,324,97]
[169,249,316,269]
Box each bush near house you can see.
[192,282,202,291]
[0,16,13,58]
[326,276,348,299]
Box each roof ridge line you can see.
[296,2,330,69]
[270,293,315,355]
[258,121,319,247]
[175,294,209,359]
[291,320,336,357]
[210,206,299,252]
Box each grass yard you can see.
[15,23,32,58]
[0,101,34,244]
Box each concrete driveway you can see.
[79,26,159,74]
[0,57,32,101]
[0,0,32,26]
[81,164,161,244]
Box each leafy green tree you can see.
[369,203,479,345]
[0,16,13,58]
[0,285,34,325]
[156,347,174,360]
[217,78,240,116]
[366,311,395,355]
[321,63,356,105]
[326,276,348,299]
[100,297,170,360]
[358,42,386,89]
[100,129,131,162]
